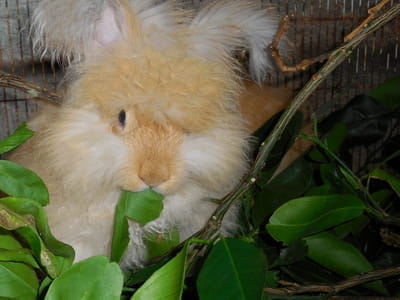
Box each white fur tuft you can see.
[32,0,186,62]
[189,0,278,82]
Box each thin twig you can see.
[265,265,400,295]
[271,0,391,73]
[270,15,331,73]
[344,0,390,42]
[0,71,61,104]
[187,1,400,272]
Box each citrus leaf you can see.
[0,249,40,269]
[309,123,348,162]
[330,215,369,239]
[0,160,49,206]
[319,164,354,194]
[370,168,400,196]
[0,197,74,277]
[318,95,392,145]
[252,157,313,227]
[305,232,388,295]
[125,258,169,286]
[271,240,308,267]
[111,189,164,263]
[132,243,188,300]
[197,238,267,300]
[369,76,400,109]
[305,184,333,196]
[45,256,123,300]
[122,189,164,225]
[0,123,34,155]
[144,228,180,260]
[0,229,23,249]
[0,261,38,300]
[267,194,365,245]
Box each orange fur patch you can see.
[70,43,239,133]
[117,111,184,192]
[239,80,293,133]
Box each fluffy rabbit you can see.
[10,0,286,268]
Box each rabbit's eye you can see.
[118,110,126,127]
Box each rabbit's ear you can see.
[32,0,131,62]
[32,0,185,63]
[188,1,278,83]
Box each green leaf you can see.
[144,228,180,260]
[0,229,23,249]
[111,189,164,263]
[371,189,393,204]
[305,184,333,196]
[319,95,392,145]
[369,76,400,109]
[132,243,188,300]
[45,256,123,300]
[309,123,348,162]
[330,215,369,239]
[0,123,34,155]
[0,160,49,206]
[0,249,40,269]
[267,194,365,245]
[263,271,279,300]
[0,197,74,277]
[319,164,354,194]
[0,261,38,300]
[123,189,164,225]
[38,276,53,299]
[271,240,308,267]
[252,157,314,227]
[197,238,267,300]
[370,168,400,197]
[124,258,169,286]
[305,232,388,295]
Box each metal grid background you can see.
[1,0,399,148]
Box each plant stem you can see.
[189,1,400,269]
[265,265,400,296]
[0,71,61,104]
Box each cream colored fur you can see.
[11,0,283,268]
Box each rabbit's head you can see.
[31,0,278,198]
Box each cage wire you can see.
[1,0,399,171]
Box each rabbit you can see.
[9,0,291,269]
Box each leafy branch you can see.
[189,1,400,270]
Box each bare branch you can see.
[269,15,331,73]
[344,0,390,42]
[271,0,392,73]
[265,265,400,296]
[0,71,61,104]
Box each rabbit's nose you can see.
[138,162,170,188]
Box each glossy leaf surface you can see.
[0,160,49,206]
[0,197,74,277]
[0,122,34,155]
[267,194,365,244]
[132,244,188,300]
[111,189,164,263]
[45,256,123,300]
[305,232,388,294]
[197,238,267,300]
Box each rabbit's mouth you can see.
[118,161,185,197]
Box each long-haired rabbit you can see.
[10,0,290,268]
